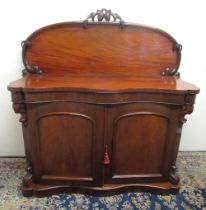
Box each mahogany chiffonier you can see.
[8,9,199,197]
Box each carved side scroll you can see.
[175,93,196,153]
[11,91,27,126]
[169,93,196,185]
[178,93,195,127]
[21,40,43,76]
[22,161,33,187]
[162,43,182,77]
[169,162,180,185]
[83,8,124,28]
[22,161,34,196]
[13,103,27,126]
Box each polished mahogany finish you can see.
[21,23,181,76]
[8,10,199,197]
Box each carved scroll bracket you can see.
[169,162,180,185]
[22,161,33,196]
[22,65,42,76]
[11,91,27,127]
[21,40,43,76]
[83,8,124,28]
[177,93,196,129]
[13,103,27,126]
[162,43,182,77]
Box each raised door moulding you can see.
[111,112,169,179]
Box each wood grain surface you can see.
[23,23,180,76]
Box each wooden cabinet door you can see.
[104,102,179,184]
[28,102,104,187]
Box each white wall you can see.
[0,0,205,156]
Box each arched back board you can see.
[22,9,182,77]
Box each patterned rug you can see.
[0,152,205,210]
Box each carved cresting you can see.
[83,8,124,28]
[12,91,27,126]
[21,41,42,76]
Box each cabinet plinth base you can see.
[21,179,180,197]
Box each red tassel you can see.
[103,145,110,165]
